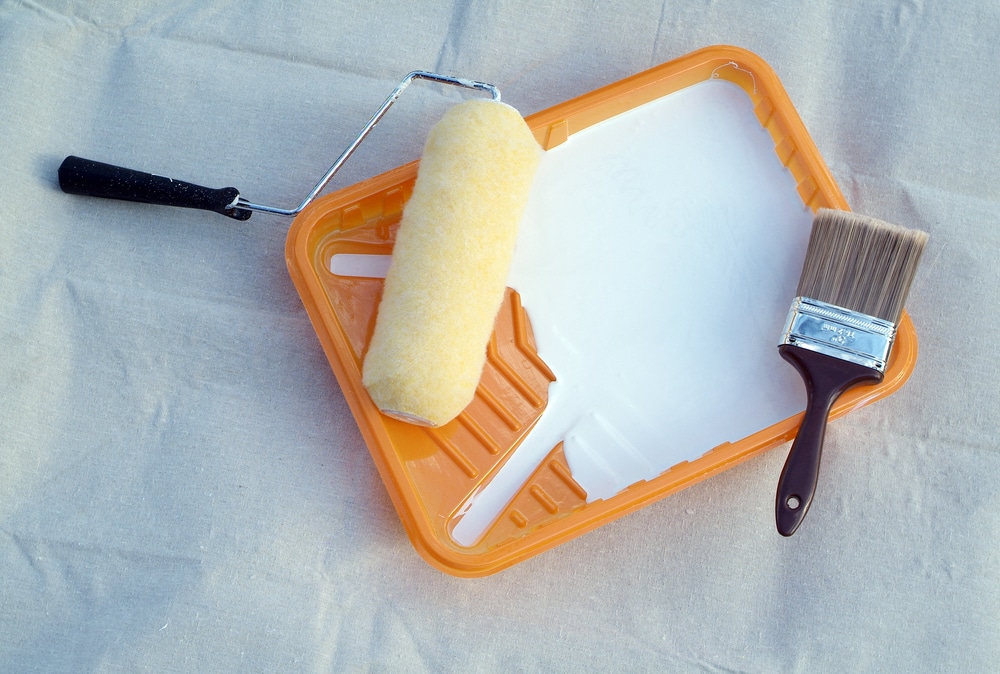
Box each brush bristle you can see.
[796,208,929,324]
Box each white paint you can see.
[450,80,813,547]
[329,253,391,278]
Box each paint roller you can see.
[363,99,541,426]
[57,71,542,427]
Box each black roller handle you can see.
[775,344,884,536]
[58,155,252,220]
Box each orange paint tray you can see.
[285,46,918,577]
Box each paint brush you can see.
[776,208,928,535]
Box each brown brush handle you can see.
[775,345,884,536]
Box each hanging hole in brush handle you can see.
[775,345,884,536]
[58,156,252,220]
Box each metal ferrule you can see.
[779,297,896,372]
